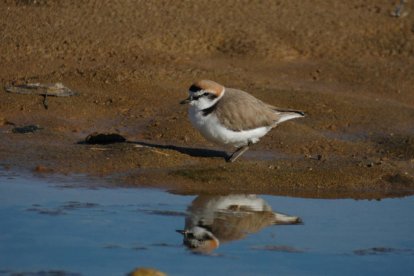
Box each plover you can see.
[180,80,304,162]
[177,194,301,253]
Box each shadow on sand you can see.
[77,133,228,160]
[127,141,229,160]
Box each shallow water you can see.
[0,171,413,276]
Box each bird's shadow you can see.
[127,141,229,160]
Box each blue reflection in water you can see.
[0,172,413,276]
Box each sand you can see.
[0,0,413,198]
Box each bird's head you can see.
[176,226,220,254]
[180,80,225,110]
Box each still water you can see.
[0,171,413,275]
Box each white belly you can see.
[189,107,271,148]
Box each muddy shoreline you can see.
[1,1,413,199]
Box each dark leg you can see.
[226,144,250,162]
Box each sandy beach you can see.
[1,0,413,198]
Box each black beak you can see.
[176,229,187,235]
[180,96,192,105]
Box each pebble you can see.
[34,165,53,173]
[12,125,42,134]
[127,267,167,276]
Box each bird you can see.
[180,80,305,162]
[176,194,302,254]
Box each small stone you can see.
[127,267,167,276]
[12,125,42,134]
[34,165,53,173]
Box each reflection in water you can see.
[177,194,302,253]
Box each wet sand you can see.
[1,0,414,198]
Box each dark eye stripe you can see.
[191,92,218,101]
[192,94,202,100]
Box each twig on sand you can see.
[89,147,111,151]
[133,144,170,156]
[391,0,409,18]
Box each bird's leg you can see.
[227,142,251,162]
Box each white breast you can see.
[189,107,271,148]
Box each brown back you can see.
[214,88,281,131]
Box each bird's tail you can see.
[273,212,303,225]
[274,108,305,124]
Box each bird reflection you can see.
[177,194,301,254]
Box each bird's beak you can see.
[176,229,187,235]
[180,96,192,105]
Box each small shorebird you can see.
[180,80,304,162]
[177,194,301,253]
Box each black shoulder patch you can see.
[207,93,218,100]
[201,101,218,116]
